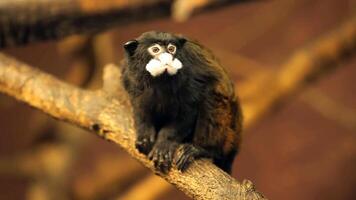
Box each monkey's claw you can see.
[135,133,156,155]
[174,144,206,172]
[148,142,177,173]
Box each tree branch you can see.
[0,58,265,200]
[301,88,356,131]
[241,16,356,128]
[172,0,253,22]
[117,175,172,200]
[74,155,146,200]
[0,0,256,48]
[0,0,171,48]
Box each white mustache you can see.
[146,53,183,77]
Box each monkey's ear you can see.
[178,38,187,47]
[124,40,138,56]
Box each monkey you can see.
[121,31,242,174]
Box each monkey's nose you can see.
[158,52,173,65]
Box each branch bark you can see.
[0,60,265,200]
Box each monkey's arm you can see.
[133,108,157,155]
[121,70,157,155]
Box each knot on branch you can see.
[242,179,266,199]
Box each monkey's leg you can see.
[174,144,236,173]
[148,116,196,173]
[148,139,178,173]
[173,144,211,172]
[180,117,237,173]
[213,150,237,174]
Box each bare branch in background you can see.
[117,175,172,200]
[73,155,146,200]
[241,16,356,128]
[0,0,171,48]
[0,0,257,48]
[172,0,255,22]
[301,88,356,131]
[173,0,219,22]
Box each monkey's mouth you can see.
[146,53,183,77]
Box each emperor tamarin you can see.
[122,31,242,174]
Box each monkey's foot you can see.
[148,142,178,173]
[174,144,208,172]
[135,132,156,155]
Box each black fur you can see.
[121,31,242,174]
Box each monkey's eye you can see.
[152,47,160,53]
[148,44,162,55]
[167,44,176,54]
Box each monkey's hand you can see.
[148,141,178,173]
[174,144,208,172]
[135,127,156,155]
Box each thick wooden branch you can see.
[0,59,265,200]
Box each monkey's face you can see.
[144,43,183,76]
[124,31,187,78]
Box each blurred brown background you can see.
[0,0,355,199]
